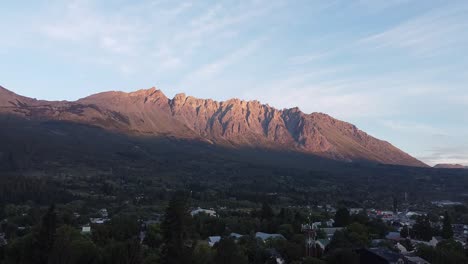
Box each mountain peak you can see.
[434,164,467,169]
[127,87,168,99]
[0,85,427,167]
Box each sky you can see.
[1,0,468,166]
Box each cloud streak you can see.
[381,120,446,135]
[183,37,265,83]
[360,3,468,57]
[419,146,468,166]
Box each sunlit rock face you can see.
[0,86,427,167]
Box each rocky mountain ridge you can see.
[0,86,427,167]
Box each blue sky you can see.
[1,0,468,165]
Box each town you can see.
[1,192,467,264]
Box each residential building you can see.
[208,236,221,247]
[358,248,405,264]
[404,256,431,264]
[255,232,285,242]
[321,227,343,239]
[81,226,91,234]
[191,207,217,217]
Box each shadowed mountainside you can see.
[0,85,426,167]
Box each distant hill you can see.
[0,85,426,167]
[434,164,467,169]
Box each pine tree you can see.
[400,225,410,239]
[442,211,454,239]
[37,204,57,264]
[412,216,433,241]
[214,237,247,264]
[261,203,274,220]
[161,191,193,264]
[392,196,398,213]
[7,151,18,171]
[334,208,350,227]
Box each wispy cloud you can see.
[171,0,281,55]
[182,37,265,83]
[242,67,396,119]
[419,146,468,166]
[354,0,412,12]
[381,120,446,135]
[360,3,468,57]
[34,0,282,76]
[288,51,331,65]
[40,1,146,55]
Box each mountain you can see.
[0,85,427,167]
[434,164,467,169]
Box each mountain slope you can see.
[434,164,467,169]
[0,86,427,167]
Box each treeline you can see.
[0,175,73,205]
[2,192,468,263]
[0,193,387,264]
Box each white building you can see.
[255,232,285,242]
[208,236,221,247]
[191,207,217,217]
[81,226,91,234]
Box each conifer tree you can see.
[442,211,454,239]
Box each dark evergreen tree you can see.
[412,216,433,241]
[102,239,142,264]
[48,225,100,264]
[192,243,214,264]
[144,224,163,249]
[37,204,57,264]
[7,151,18,171]
[326,249,359,264]
[261,203,274,220]
[214,237,248,264]
[161,191,194,264]
[334,208,350,227]
[442,211,454,239]
[400,225,410,238]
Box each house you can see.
[386,232,402,241]
[378,211,397,221]
[255,232,285,242]
[404,256,431,264]
[191,207,217,217]
[431,200,462,207]
[325,205,337,213]
[350,208,364,215]
[406,212,423,218]
[321,227,343,239]
[266,248,285,264]
[371,239,385,247]
[208,236,221,247]
[230,233,243,239]
[316,239,330,251]
[396,242,408,253]
[326,219,335,227]
[207,233,244,247]
[358,248,405,264]
[90,218,109,224]
[411,237,439,248]
[81,226,91,234]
